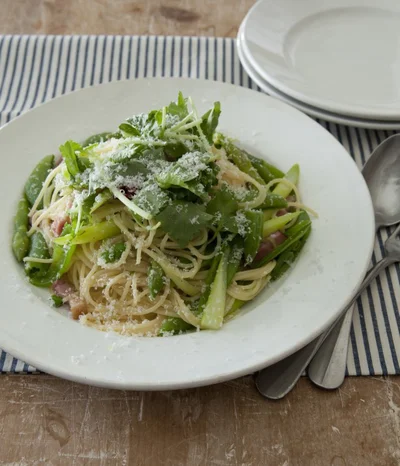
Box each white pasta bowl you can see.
[0,78,374,389]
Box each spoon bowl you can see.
[363,134,400,229]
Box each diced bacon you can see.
[52,279,75,298]
[269,231,287,247]
[254,231,287,263]
[52,279,87,320]
[51,215,70,237]
[276,209,287,217]
[69,296,88,320]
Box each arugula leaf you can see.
[82,132,112,147]
[119,123,141,137]
[156,152,213,200]
[200,101,221,144]
[59,140,83,177]
[155,201,213,247]
[166,91,189,119]
[206,185,238,232]
[163,142,188,161]
[134,182,170,216]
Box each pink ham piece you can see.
[52,279,87,320]
[51,199,72,237]
[51,215,70,237]
[254,231,287,263]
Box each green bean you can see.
[12,197,30,262]
[244,210,264,264]
[263,212,300,238]
[271,227,311,281]
[24,231,50,276]
[158,317,194,336]
[148,259,166,300]
[227,236,244,286]
[24,155,54,208]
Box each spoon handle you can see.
[308,256,395,389]
[255,332,327,399]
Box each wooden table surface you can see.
[1,1,399,465]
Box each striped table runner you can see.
[0,35,399,376]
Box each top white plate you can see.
[242,0,400,120]
[237,26,400,130]
[0,78,374,390]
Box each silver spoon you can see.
[308,133,400,389]
[255,133,400,399]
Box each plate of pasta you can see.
[0,78,374,389]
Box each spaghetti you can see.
[12,93,313,336]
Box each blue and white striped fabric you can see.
[0,35,399,376]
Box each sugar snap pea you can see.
[12,197,30,262]
[24,155,54,208]
[263,212,300,238]
[148,259,166,300]
[271,227,311,281]
[159,317,194,336]
[253,221,311,268]
[29,244,76,287]
[259,193,288,210]
[227,236,244,286]
[25,231,50,276]
[221,139,266,185]
[244,210,264,264]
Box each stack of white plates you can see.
[237,0,400,129]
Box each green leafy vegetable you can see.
[155,201,213,248]
[82,132,112,147]
[206,185,239,232]
[200,101,221,144]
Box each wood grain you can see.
[1,1,400,465]
[1,375,400,465]
[0,0,255,37]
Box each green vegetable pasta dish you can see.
[12,93,315,336]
